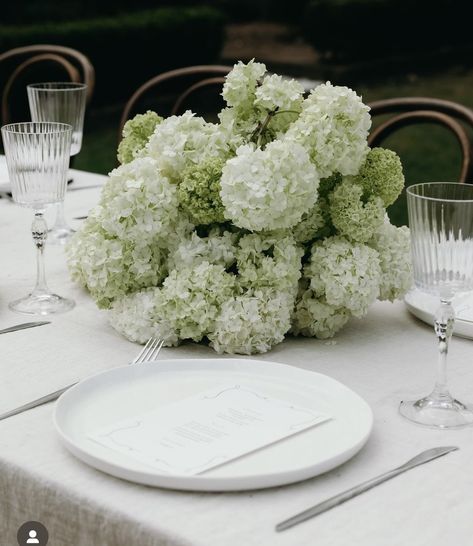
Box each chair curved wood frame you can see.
[119,65,232,138]
[0,44,95,104]
[368,97,473,183]
[171,76,227,117]
[1,53,81,125]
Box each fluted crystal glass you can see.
[401,182,473,428]
[27,82,87,244]
[1,122,74,315]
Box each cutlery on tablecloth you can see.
[73,215,88,220]
[0,337,164,422]
[276,446,459,532]
[0,321,50,335]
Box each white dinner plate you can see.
[405,288,473,340]
[54,359,373,491]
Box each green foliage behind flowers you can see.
[117,111,162,165]
[69,61,412,354]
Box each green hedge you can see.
[0,6,226,104]
[303,0,471,62]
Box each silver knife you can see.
[0,321,50,335]
[0,383,77,422]
[276,446,459,532]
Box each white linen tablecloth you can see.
[1,169,473,546]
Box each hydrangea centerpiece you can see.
[68,61,411,354]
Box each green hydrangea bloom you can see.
[329,180,385,243]
[351,147,404,207]
[117,111,162,164]
[318,173,342,197]
[178,157,226,225]
[293,198,332,243]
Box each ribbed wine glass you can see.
[1,122,75,315]
[27,82,87,244]
[401,182,473,428]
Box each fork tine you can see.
[147,339,164,362]
[139,338,159,364]
[131,337,153,365]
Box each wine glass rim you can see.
[27,82,88,91]
[1,122,73,134]
[407,182,473,203]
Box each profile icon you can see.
[26,530,39,544]
[17,521,48,545]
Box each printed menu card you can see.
[90,383,331,475]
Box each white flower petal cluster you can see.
[306,236,381,318]
[292,289,350,339]
[222,59,266,110]
[155,262,236,342]
[220,140,319,231]
[254,74,303,135]
[286,82,371,178]
[98,157,179,244]
[67,219,168,309]
[168,229,237,271]
[146,111,228,183]
[69,61,411,355]
[236,233,303,294]
[209,289,293,355]
[369,221,412,301]
[109,288,179,346]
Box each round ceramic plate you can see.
[54,359,373,492]
[405,288,473,340]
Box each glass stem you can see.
[54,202,68,229]
[31,211,50,296]
[433,299,455,399]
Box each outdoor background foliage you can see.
[2,0,472,225]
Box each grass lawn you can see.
[76,68,473,227]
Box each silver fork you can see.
[131,337,165,365]
[0,337,164,422]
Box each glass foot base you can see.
[48,226,75,245]
[9,293,75,315]
[400,396,473,429]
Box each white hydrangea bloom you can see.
[255,74,304,112]
[146,111,228,182]
[292,289,350,339]
[236,233,303,294]
[209,289,293,354]
[156,262,236,342]
[67,220,168,309]
[222,59,267,109]
[254,74,304,135]
[285,82,371,178]
[109,288,179,346]
[168,229,237,270]
[369,221,412,301]
[220,140,319,231]
[306,236,380,317]
[98,157,179,244]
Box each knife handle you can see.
[0,382,77,422]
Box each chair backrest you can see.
[0,45,95,125]
[119,65,232,140]
[368,97,473,183]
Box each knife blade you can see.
[0,321,51,335]
[276,446,459,532]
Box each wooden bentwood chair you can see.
[118,65,232,141]
[368,97,473,184]
[0,44,95,126]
